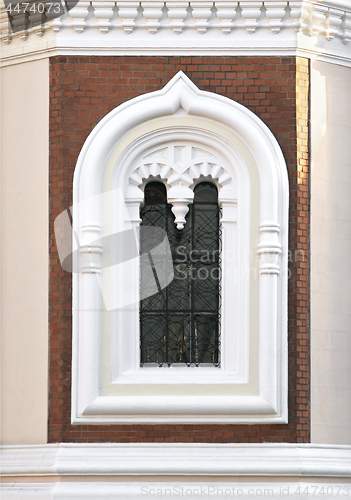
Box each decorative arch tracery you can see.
[129,141,233,229]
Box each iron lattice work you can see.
[140,181,221,367]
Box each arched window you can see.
[71,71,289,424]
[140,181,220,366]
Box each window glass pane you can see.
[140,181,220,366]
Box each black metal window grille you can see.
[140,181,221,367]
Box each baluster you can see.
[325,8,343,41]
[117,1,139,33]
[265,1,286,34]
[311,3,327,37]
[191,1,212,34]
[93,1,115,33]
[166,1,188,34]
[215,1,237,34]
[142,1,163,33]
[241,1,262,34]
[343,12,351,44]
[68,1,90,33]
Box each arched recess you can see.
[72,71,289,424]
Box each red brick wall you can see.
[49,55,310,443]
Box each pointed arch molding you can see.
[72,72,289,424]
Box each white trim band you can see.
[1,443,351,477]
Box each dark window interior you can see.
[140,181,221,367]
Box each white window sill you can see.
[112,366,247,385]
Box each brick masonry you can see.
[49,56,310,443]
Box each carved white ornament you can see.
[129,144,232,229]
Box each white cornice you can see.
[1,0,351,67]
[1,443,351,477]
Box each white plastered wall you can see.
[0,58,49,444]
[311,61,351,445]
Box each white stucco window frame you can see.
[71,72,289,424]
